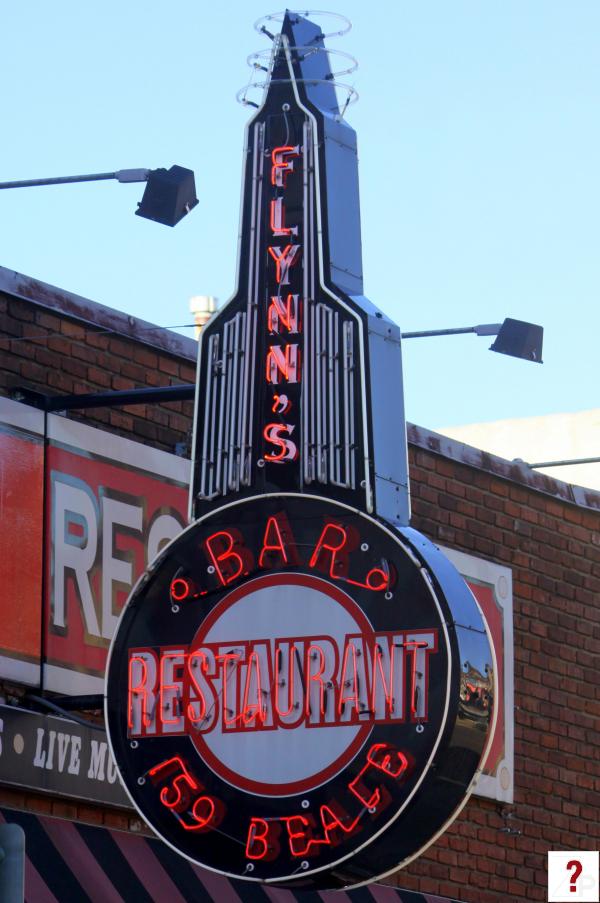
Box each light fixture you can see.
[0,165,198,227]
[402,318,543,363]
[135,166,198,227]
[489,318,543,363]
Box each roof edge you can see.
[0,265,197,360]
[408,422,600,514]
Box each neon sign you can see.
[126,629,437,737]
[263,144,303,466]
[108,10,494,893]
[106,493,494,886]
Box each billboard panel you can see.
[0,398,44,686]
[44,414,190,694]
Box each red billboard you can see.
[0,398,45,686]
[44,415,190,695]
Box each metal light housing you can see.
[136,165,198,227]
[490,318,544,363]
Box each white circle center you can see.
[197,577,370,795]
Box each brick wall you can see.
[0,276,197,454]
[0,784,149,835]
[390,439,600,903]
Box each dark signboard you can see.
[0,704,131,808]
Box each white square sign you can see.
[548,851,599,902]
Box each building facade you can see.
[0,266,598,902]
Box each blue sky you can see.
[1,1,598,431]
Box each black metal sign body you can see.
[106,12,495,891]
[189,13,409,528]
[106,493,494,887]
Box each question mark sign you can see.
[567,860,582,894]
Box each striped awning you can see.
[0,807,460,903]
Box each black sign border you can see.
[104,492,489,887]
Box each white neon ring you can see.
[247,45,358,79]
[254,10,352,40]
[236,78,359,110]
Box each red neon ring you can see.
[171,578,191,602]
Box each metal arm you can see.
[0,169,150,190]
[402,319,543,363]
[402,324,502,339]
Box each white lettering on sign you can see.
[268,294,300,335]
[270,198,298,237]
[51,472,185,642]
[127,650,159,737]
[88,739,111,782]
[53,479,100,635]
[33,727,82,775]
[266,344,300,385]
[267,244,301,286]
[69,735,82,775]
[30,725,118,785]
[264,144,303,467]
[270,145,300,188]
[263,424,298,462]
[101,497,143,639]
[147,514,183,563]
[128,630,437,739]
[57,731,70,773]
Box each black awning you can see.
[0,807,461,903]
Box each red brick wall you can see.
[0,784,141,833]
[0,292,196,453]
[390,444,600,902]
[0,284,198,838]
[2,282,599,902]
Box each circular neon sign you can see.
[105,494,494,889]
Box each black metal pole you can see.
[11,384,196,412]
[402,324,502,339]
[44,383,195,411]
[0,169,150,190]
[402,326,477,339]
[0,172,117,189]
